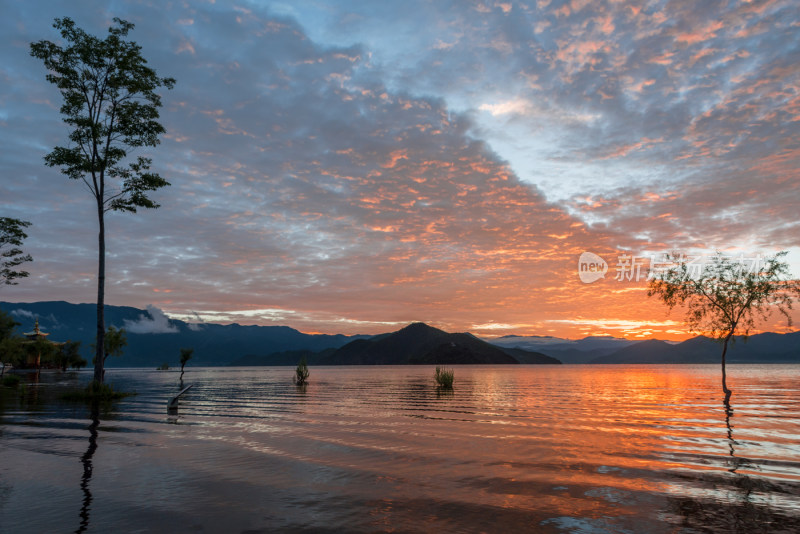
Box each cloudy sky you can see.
[2,0,799,338]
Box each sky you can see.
[1,0,799,339]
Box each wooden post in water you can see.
[167,384,193,414]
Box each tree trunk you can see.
[721,330,733,401]
[93,204,106,384]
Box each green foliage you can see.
[103,326,127,361]
[55,340,86,371]
[92,326,128,365]
[2,374,21,387]
[29,18,175,213]
[0,309,20,342]
[434,366,454,389]
[294,357,309,385]
[156,362,170,370]
[0,217,33,286]
[27,337,58,367]
[0,337,26,368]
[62,380,135,402]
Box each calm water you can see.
[1,365,799,533]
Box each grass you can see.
[295,357,310,385]
[61,380,136,402]
[434,366,454,389]
[2,374,21,387]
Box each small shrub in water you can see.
[62,380,135,402]
[156,362,170,370]
[2,374,21,387]
[295,357,309,385]
[434,367,454,389]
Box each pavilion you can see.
[23,319,64,368]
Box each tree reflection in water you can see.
[668,391,800,534]
[76,404,100,534]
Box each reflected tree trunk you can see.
[723,395,738,473]
[720,330,733,402]
[76,403,100,534]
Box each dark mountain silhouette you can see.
[591,331,800,364]
[4,301,795,366]
[230,348,336,366]
[0,301,364,367]
[500,347,561,365]
[488,335,635,363]
[590,339,687,364]
[321,322,524,365]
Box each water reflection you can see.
[0,366,799,533]
[76,404,99,534]
[725,395,741,473]
[664,390,800,533]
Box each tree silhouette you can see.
[179,347,193,381]
[0,217,33,286]
[649,251,800,400]
[31,18,174,384]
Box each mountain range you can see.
[0,301,363,367]
[1,301,797,366]
[233,322,560,366]
[489,335,636,364]
[489,331,799,364]
[589,332,799,364]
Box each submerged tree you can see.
[56,340,86,371]
[25,337,58,369]
[0,217,33,286]
[648,251,800,400]
[30,18,175,385]
[0,309,19,341]
[294,356,309,386]
[179,347,193,381]
[92,325,128,378]
[0,310,23,375]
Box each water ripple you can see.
[1,364,799,532]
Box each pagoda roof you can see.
[23,319,50,339]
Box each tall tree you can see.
[648,251,800,400]
[0,217,33,286]
[31,17,175,384]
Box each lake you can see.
[1,365,799,533]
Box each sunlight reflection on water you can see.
[1,364,799,533]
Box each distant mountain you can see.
[590,339,691,364]
[321,322,525,365]
[591,331,800,364]
[499,347,561,365]
[5,301,795,367]
[0,301,365,367]
[678,333,800,363]
[488,335,636,364]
